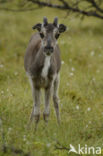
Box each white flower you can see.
[87,107,91,111]
[14,72,18,76]
[71,67,75,71]
[61,61,64,65]
[96,70,100,73]
[92,78,95,81]
[86,125,88,128]
[23,135,26,141]
[90,51,95,56]
[69,72,74,76]
[76,105,79,110]
[8,127,12,132]
[1,91,4,94]
[47,143,51,147]
[0,64,4,68]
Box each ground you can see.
[0,6,103,156]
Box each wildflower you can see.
[14,72,18,76]
[96,70,100,73]
[90,51,95,56]
[71,67,75,71]
[8,127,12,132]
[69,72,74,76]
[88,121,91,124]
[47,143,51,147]
[1,91,4,94]
[86,125,88,128]
[76,105,79,110]
[61,61,64,65]
[23,135,26,141]
[87,107,91,111]
[0,64,4,68]
[92,77,95,81]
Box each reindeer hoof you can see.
[43,113,49,122]
[34,114,40,123]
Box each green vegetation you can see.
[0,6,103,156]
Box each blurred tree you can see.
[28,0,103,19]
[0,0,103,20]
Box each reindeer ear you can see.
[32,23,42,31]
[43,17,48,27]
[53,17,58,27]
[58,24,66,33]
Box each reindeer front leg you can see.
[31,87,41,131]
[43,86,52,123]
[28,77,41,130]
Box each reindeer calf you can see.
[24,17,66,129]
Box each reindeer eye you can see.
[55,33,60,39]
[40,33,44,38]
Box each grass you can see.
[0,6,103,156]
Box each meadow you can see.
[0,6,103,156]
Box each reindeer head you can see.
[32,17,66,56]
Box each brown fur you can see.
[24,32,61,89]
[24,18,66,128]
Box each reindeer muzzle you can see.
[44,46,54,55]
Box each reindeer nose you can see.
[44,46,54,53]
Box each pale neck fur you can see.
[41,55,51,79]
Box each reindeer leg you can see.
[53,74,60,125]
[33,87,41,131]
[43,86,51,123]
[27,76,41,130]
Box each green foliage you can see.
[0,7,103,156]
